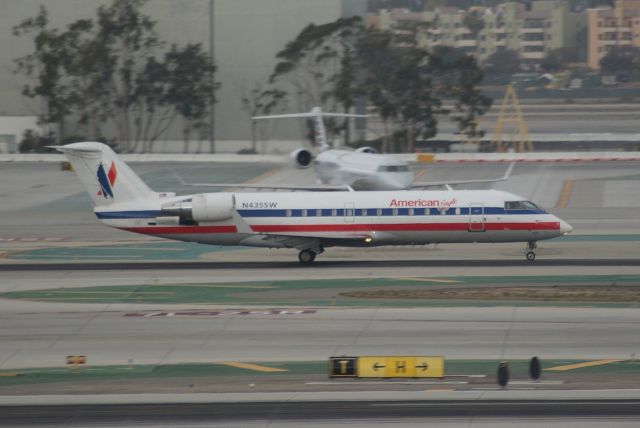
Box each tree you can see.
[357,26,445,152]
[483,49,522,77]
[14,0,219,152]
[463,10,485,36]
[267,17,491,153]
[431,46,492,140]
[240,79,287,153]
[162,44,218,152]
[540,48,578,73]
[600,46,640,78]
[13,7,75,142]
[269,17,362,145]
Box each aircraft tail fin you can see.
[53,142,157,207]
[252,106,368,152]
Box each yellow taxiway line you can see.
[544,359,623,371]
[219,362,288,373]
[555,180,574,209]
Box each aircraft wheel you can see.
[298,249,316,264]
[526,251,536,262]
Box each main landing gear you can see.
[298,249,317,264]
[525,241,537,262]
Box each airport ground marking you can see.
[167,284,276,289]
[544,359,624,371]
[555,179,574,209]
[219,362,288,373]
[395,277,462,284]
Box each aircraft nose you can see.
[559,219,573,234]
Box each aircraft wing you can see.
[172,171,353,192]
[178,182,353,192]
[410,162,514,189]
[251,233,370,251]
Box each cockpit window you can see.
[377,165,410,172]
[505,201,541,210]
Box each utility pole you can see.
[209,0,216,153]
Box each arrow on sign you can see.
[373,363,385,371]
[416,363,428,371]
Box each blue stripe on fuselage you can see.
[95,208,547,220]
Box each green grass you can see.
[3,275,640,307]
[1,359,637,386]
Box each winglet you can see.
[502,162,515,181]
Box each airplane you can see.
[245,106,513,191]
[54,142,572,263]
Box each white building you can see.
[0,116,39,153]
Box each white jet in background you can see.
[55,142,571,263]
[251,107,512,191]
[182,107,512,192]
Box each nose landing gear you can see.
[525,241,537,262]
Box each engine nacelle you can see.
[191,193,235,222]
[161,193,235,222]
[355,146,378,154]
[290,148,313,169]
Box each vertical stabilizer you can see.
[309,107,330,152]
[55,142,156,206]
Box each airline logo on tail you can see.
[96,162,117,199]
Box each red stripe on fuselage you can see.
[120,222,559,235]
[251,222,560,233]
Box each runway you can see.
[2,399,640,426]
[1,303,639,368]
[2,257,640,271]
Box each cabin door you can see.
[344,202,355,223]
[468,203,485,232]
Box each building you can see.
[587,0,640,70]
[370,1,586,65]
[0,116,39,153]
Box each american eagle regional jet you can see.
[56,142,572,263]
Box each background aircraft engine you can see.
[191,193,235,222]
[355,146,378,154]
[290,148,313,169]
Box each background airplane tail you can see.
[252,106,368,152]
[56,142,156,207]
